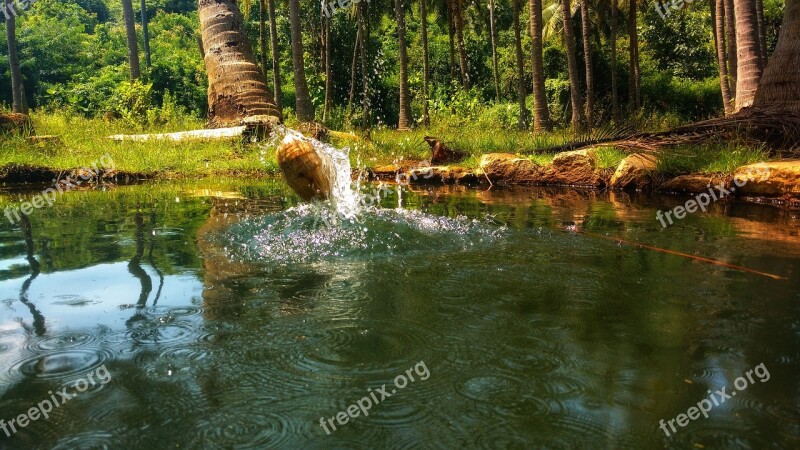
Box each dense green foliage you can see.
[0,0,786,129]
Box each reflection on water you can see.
[0,180,798,449]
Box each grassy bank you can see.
[0,112,773,182]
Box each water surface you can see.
[0,180,798,449]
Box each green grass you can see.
[656,143,770,175]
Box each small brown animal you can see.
[423,136,467,165]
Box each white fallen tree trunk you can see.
[107,126,248,142]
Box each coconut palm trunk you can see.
[452,0,469,87]
[579,0,594,127]
[421,0,431,126]
[753,0,800,113]
[512,0,529,129]
[323,11,332,121]
[259,0,269,78]
[734,0,763,111]
[562,0,585,130]
[5,0,27,114]
[122,0,140,80]
[198,0,281,126]
[755,0,766,67]
[530,0,550,131]
[724,0,737,95]
[141,0,151,69]
[266,0,282,112]
[714,0,734,115]
[357,1,371,130]
[396,0,413,129]
[610,0,619,123]
[628,0,640,111]
[288,0,315,122]
[489,0,501,102]
[448,4,457,80]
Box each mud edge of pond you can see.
[366,151,800,208]
[0,163,153,185]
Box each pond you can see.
[0,179,798,449]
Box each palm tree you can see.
[610,0,619,122]
[713,0,734,114]
[724,0,736,95]
[288,0,315,122]
[121,0,140,80]
[420,0,431,126]
[579,0,594,126]
[734,0,763,111]
[266,0,282,112]
[198,0,281,126]
[452,0,469,87]
[561,0,585,130]
[323,8,332,121]
[755,0,766,68]
[512,0,529,129]
[140,0,151,69]
[396,0,413,129]
[753,0,800,113]
[628,0,640,111]
[488,0,500,102]
[259,0,269,79]
[530,0,550,130]
[5,0,27,114]
[357,0,371,129]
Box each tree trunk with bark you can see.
[489,0,500,102]
[198,0,281,126]
[288,0,315,122]
[122,0,141,80]
[267,0,282,112]
[734,0,763,111]
[628,0,640,111]
[323,12,332,121]
[753,0,800,113]
[5,0,27,114]
[714,0,734,114]
[579,0,594,127]
[421,0,431,126]
[562,0,585,130]
[259,0,269,79]
[724,0,737,95]
[611,0,619,123]
[452,0,469,87]
[530,0,550,130]
[512,0,529,129]
[357,1,371,130]
[141,0,151,69]
[396,0,413,129]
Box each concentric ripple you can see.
[7,348,114,382]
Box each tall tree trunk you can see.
[753,0,800,113]
[488,0,500,102]
[512,0,529,129]
[347,26,361,120]
[714,0,734,114]
[628,0,640,111]
[358,1,371,130]
[421,0,431,126]
[579,0,594,127]
[610,0,619,123]
[288,0,315,122]
[323,11,332,121]
[530,0,550,130]
[448,4,457,81]
[5,0,26,114]
[755,0,766,68]
[562,0,585,130]
[453,0,469,87]
[266,0,282,112]
[259,0,269,79]
[734,0,763,111]
[724,0,737,96]
[122,0,141,80]
[396,0,413,129]
[141,0,151,69]
[198,0,281,126]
